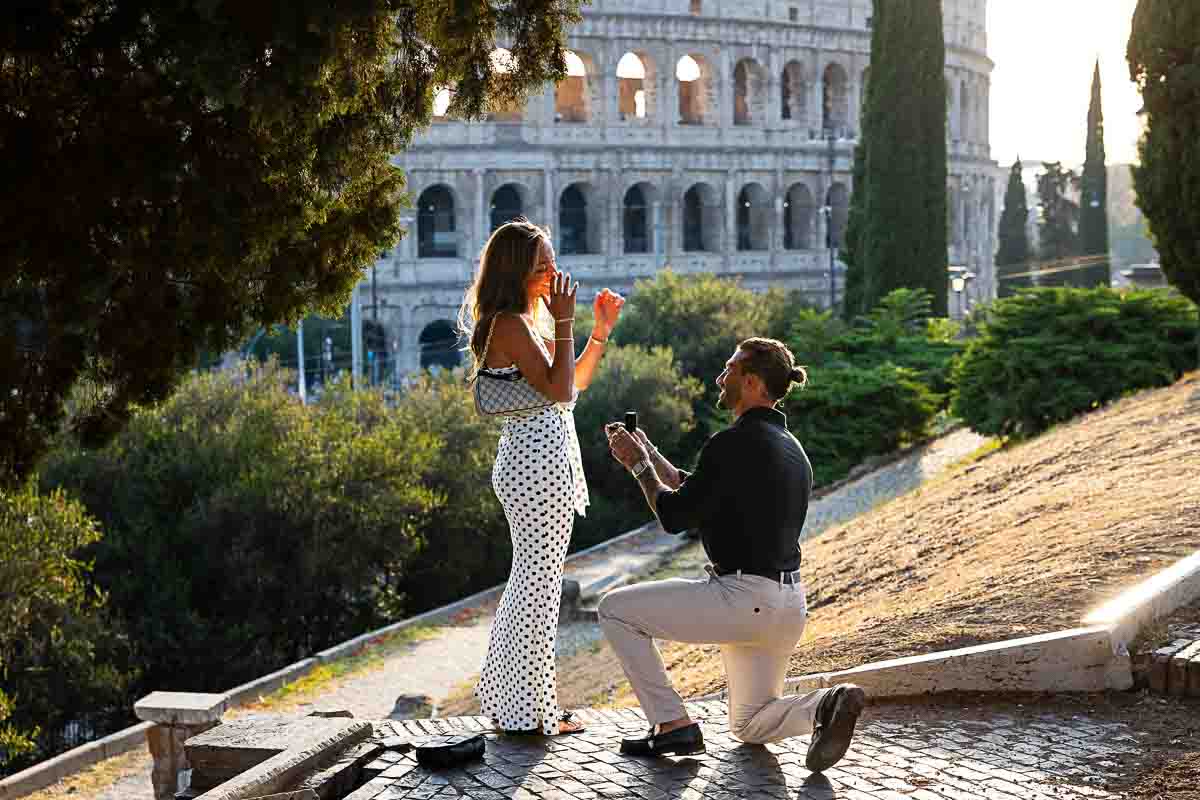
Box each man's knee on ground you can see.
[729,710,774,745]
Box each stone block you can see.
[136,692,228,726]
[1148,639,1193,693]
[1168,640,1200,697]
[559,578,581,624]
[190,718,371,800]
[295,742,381,800]
[244,792,317,800]
[783,626,1117,697]
[1188,648,1200,697]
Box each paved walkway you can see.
[50,429,989,800]
[348,701,1136,800]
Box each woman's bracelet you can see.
[590,335,608,346]
[554,317,575,323]
[554,337,574,341]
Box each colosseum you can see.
[365,0,998,373]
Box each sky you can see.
[987,0,1144,168]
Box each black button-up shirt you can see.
[656,406,813,574]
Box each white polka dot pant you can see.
[475,408,576,735]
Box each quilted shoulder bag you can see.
[469,314,555,417]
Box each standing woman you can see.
[460,219,624,736]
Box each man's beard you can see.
[718,383,738,410]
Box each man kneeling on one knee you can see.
[600,337,864,771]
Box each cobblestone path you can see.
[55,429,989,800]
[349,701,1137,800]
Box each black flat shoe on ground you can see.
[805,683,866,773]
[620,722,705,757]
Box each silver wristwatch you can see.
[630,459,651,478]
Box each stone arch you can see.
[432,87,452,120]
[822,63,849,132]
[490,183,526,232]
[784,183,815,250]
[737,183,770,251]
[559,182,601,255]
[623,182,658,254]
[418,319,463,370]
[487,48,523,122]
[781,60,806,124]
[417,184,458,258]
[826,182,849,248]
[733,58,767,125]
[682,182,720,252]
[617,51,656,121]
[555,50,596,123]
[677,54,715,126]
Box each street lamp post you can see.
[820,204,836,310]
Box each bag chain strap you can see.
[468,313,501,383]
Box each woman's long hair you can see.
[458,217,551,365]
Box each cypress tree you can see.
[995,159,1032,297]
[840,143,868,319]
[1128,0,1200,308]
[858,0,949,315]
[1037,161,1080,286]
[1078,60,1110,286]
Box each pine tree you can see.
[1128,0,1200,307]
[1077,60,1110,286]
[995,159,1032,297]
[858,0,949,315]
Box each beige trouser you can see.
[597,566,828,744]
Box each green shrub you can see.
[783,364,939,487]
[572,344,703,549]
[0,483,135,776]
[614,271,807,445]
[950,287,1199,438]
[40,363,439,695]
[385,370,509,611]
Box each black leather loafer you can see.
[805,684,866,773]
[620,722,705,757]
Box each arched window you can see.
[432,87,452,119]
[623,185,649,254]
[490,184,523,232]
[737,184,769,251]
[781,61,805,123]
[732,59,766,126]
[559,185,589,255]
[487,48,523,122]
[677,55,711,125]
[617,52,651,121]
[784,183,815,250]
[555,51,591,123]
[826,183,849,248]
[822,63,849,132]
[417,185,457,258]
[683,184,719,252]
[419,320,462,371]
